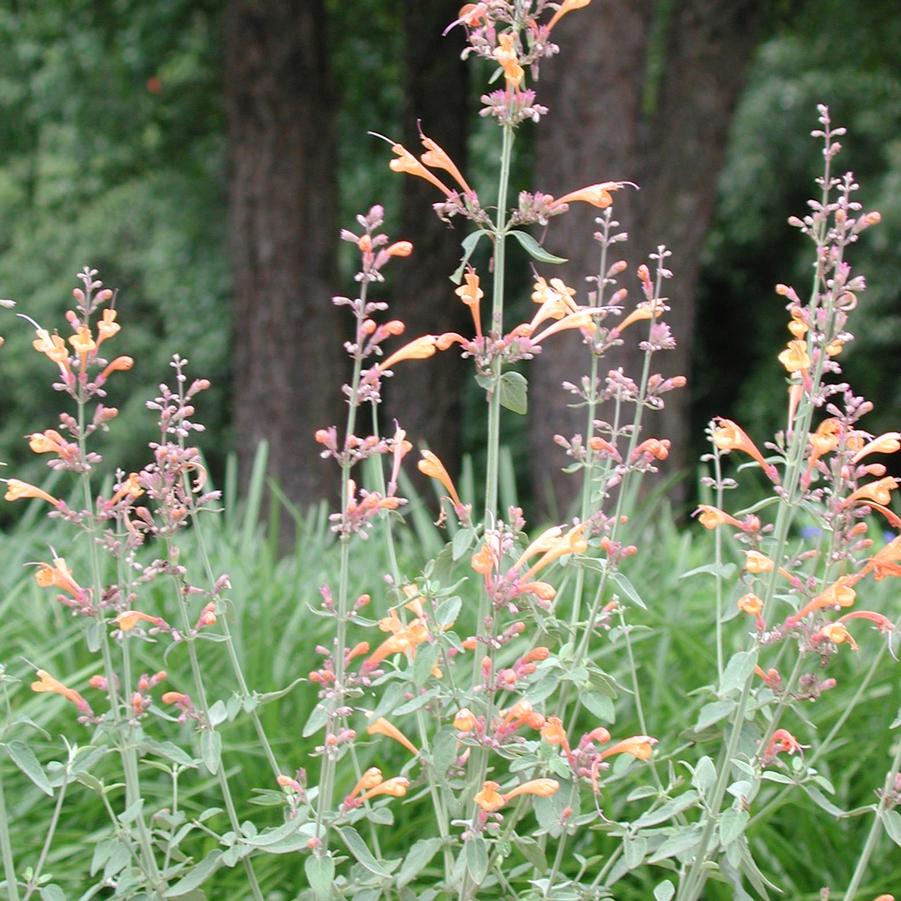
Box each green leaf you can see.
[40,886,66,901]
[338,826,398,877]
[199,730,221,775]
[609,571,647,609]
[719,808,749,846]
[256,676,304,705]
[882,809,901,846]
[692,756,717,796]
[398,838,444,887]
[581,692,615,723]
[302,703,329,737]
[450,231,486,284]
[634,791,699,828]
[142,739,197,768]
[165,850,222,896]
[498,371,528,415]
[720,651,758,696]
[694,699,736,732]
[803,785,847,818]
[118,798,144,824]
[430,727,458,779]
[623,834,647,870]
[647,828,700,864]
[465,836,489,884]
[413,643,441,688]
[451,528,475,561]
[653,879,675,901]
[208,699,228,727]
[679,562,736,581]
[508,229,568,264]
[6,740,53,796]
[512,836,547,874]
[435,595,462,627]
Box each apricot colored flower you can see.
[4,479,59,506]
[364,622,429,670]
[421,135,473,195]
[550,181,629,209]
[521,523,587,581]
[456,269,484,338]
[529,277,579,331]
[379,335,439,371]
[503,778,560,802]
[744,550,774,574]
[737,593,763,617]
[35,558,82,597]
[69,326,96,367]
[788,578,857,624]
[695,505,742,530]
[31,669,92,716]
[96,308,120,346]
[863,536,901,581]
[493,33,524,88]
[531,310,595,344]
[713,418,779,483]
[367,717,419,756]
[814,622,859,651]
[161,691,193,711]
[474,781,505,813]
[418,450,464,509]
[616,299,665,333]
[514,526,563,570]
[541,716,571,754]
[839,610,893,633]
[32,329,70,366]
[28,429,71,457]
[116,610,166,632]
[386,241,413,258]
[454,708,476,732]
[599,735,657,761]
[852,432,901,464]
[471,543,495,575]
[389,144,452,196]
[100,356,134,381]
[346,767,383,803]
[777,339,810,374]
[844,477,899,508]
[361,776,409,801]
[547,0,592,30]
[764,729,806,760]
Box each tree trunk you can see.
[384,1,471,478]
[531,0,764,517]
[226,0,343,513]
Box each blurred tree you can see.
[383,1,471,473]
[529,0,766,516]
[225,0,343,509]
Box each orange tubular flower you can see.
[32,329,70,368]
[531,310,595,345]
[454,708,476,732]
[764,728,806,760]
[550,181,630,210]
[814,622,859,651]
[503,778,560,803]
[852,432,901,464]
[96,308,120,346]
[421,135,473,195]
[541,716,571,754]
[418,450,464,509]
[599,735,657,761]
[115,610,165,632]
[694,505,743,530]
[474,781,505,813]
[35,558,82,597]
[379,335,439,371]
[28,429,71,458]
[744,550,774,575]
[360,776,409,802]
[471,543,495,575]
[521,523,588,582]
[615,299,665,333]
[389,144,453,196]
[529,277,579,332]
[367,717,419,756]
[493,33,524,88]
[100,356,134,381]
[712,418,780,483]
[69,326,96,368]
[843,476,899,509]
[863,536,901,581]
[777,339,811,374]
[4,479,60,507]
[787,578,857,625]
[31,669,92,716]
[347,767,383,802]
[456,269,484,338]
[547,0,592,31]
[737,593,764,617]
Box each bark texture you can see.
[226,0,342,510]
[531,0,764,515]
[384,1,471,475]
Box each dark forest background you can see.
[0,0,898,521]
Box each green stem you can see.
[842,733,901,900]
[22,777,67,901]
[0,770,20,900]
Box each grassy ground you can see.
[1,456,898,898]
